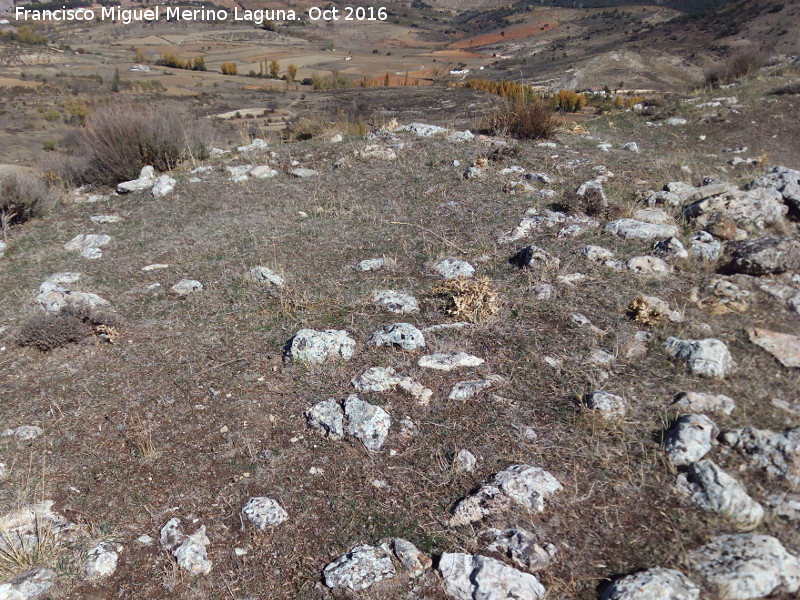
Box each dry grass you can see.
[431,277,499,323]
[627,296,668,326]
[17,305,122,352]
[480,98,558,140]
[0,174,57,233]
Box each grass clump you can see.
[705,51,766,87]
[18,306,121,352]
[432,277,499,323]
[627,296,668,326]
[55,102,212,186]
[0,173,57,231]
[480,98,558,140]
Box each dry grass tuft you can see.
[1,173,58,232]
[432,277,499,323]
[0,516,57,574]
[18,306,122,352]
[627,296,668,326]
[480,98,558,140]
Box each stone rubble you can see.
[160,518,212,576]
[241,497,288,530]
[287,329,356,363]
[664,413,718,466]
[664,337,733,378]
[369,322,426,351]
[352,367,433,404]
[373,290,419,314]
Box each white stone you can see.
[1,426,43,441]
[357,258,393,271]
[581,245,614,262]
[373,290,419,314]
[483,528,556,573]
[226,165,251,182]
[389,538,431,578]
[720,427,800,485]
[369,323,425,351]
[439,553,546,600]
[670,392,736,416]
[583,391,626,421]
[290,168,317,178]
[248,166,278,179]
[116,166,156,193]
[418,352,484,371]
[666,117,687,126]
[605,219,679,240]
[83,541,122,580]
[453,449,477,472]
[449,378,497,401]
[151,175,176,197]
[687,534,800,599]
[160,518,212,576]
[323,544,395,591]
[665,413,718,466]
[0,568,56,600]
[622,142,639,153]
[691,231,722,261]
[448,130,474,143]
[242,497,288,530]
[627,256,670,276]
[89,215,121,224]
[435,258,475,279]
[171,279,203,295]
[288,329,355,363]
[601,567,699,600]
[237,138,269,153]
[344,395,391,451]
[305,399,345,440]
[64,234,111,259]
[654,237,689,259]
[664,337,733,378]
[351,367,432,404]
[677,460,764,529]
[247,266,284,288]
[396,123,448,137]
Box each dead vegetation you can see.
[0,174,57,232]
[17,305,121,352]
[431,277,499,323]
[479,98,558,141]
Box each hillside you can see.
[1,61,800,600]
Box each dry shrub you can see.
[480,98,558,140]
[627,296,668,326]
[705,51,766,87]
[56,102,212,185]
[0,173,57,231]
[18,306,122,351]
[432,277,499,323]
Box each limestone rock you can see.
[448,377,499,401]
[247,266,285,288]
[601,567,699,600]
[343,395,391,451]
[418,352,484,371]
[226,165,251,182]
[290,168,318,178]
[305,399,345,440]
[171,279,203,295]
[83,541,122,580]
[0,568,56,600]
[725,237,800,276]
[1,425,43,441]
[0,240,6,257]
[765,491,800,521]
[64,234,111,259]
[633,208,673,224]
[481,528,556,573]
[720,427,800,484]
[248,166,278,179]
[352,367,432,404]
[369,323,425,351]
[242,497,288,530]
[236,138,268,153]
[654,237,689,259]
[453,449,477,472]
[748,328,800,368]
[388,538,431,577]
[287,329,355,363]
[691,231,722,261]
[373,290,419,314]
[583,391,626,421]
[357,145,397,160]
[664,337,733,378]
[683,187,787,232]
[151,175,176,197]
[323,544,395,591]
[687,534,800,599]
[439,553,546,600]
[116,166,156,193]
[435,258,475,279]
[605,219,679,240]
[627,255,670,276]
[160,518,212,576]
[670,392,735,416]
[448,130,474,143]
[509,245,560,271]
[357,257,394,271]
[581,245,615,262]
[397,123,448,137]
[677,460,764,529]
[691,277,750,314]
[664,414,718,467]
[89,215,120,224]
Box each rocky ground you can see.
[1,63,800,600]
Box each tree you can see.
[383,72,390,87]
[286,64,298,84]
[221,62,238,75]
[111,67,120,92]
[269,60,280,79]
[192,56,206,71]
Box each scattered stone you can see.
[448,130,474,143]
[677,460,764,529]
[581,245,615,262]
[570,312,603,335]
[481,528,556,573]
[583,391,626,421]
[463,166,482,180]
[687,534,800,600]
[323,544,395,591]
[601,567,699,600]
[83,541,122,580]
[397,123,447,137]
[670,392,735,416]
[160,518,212,576]
[627,255,670,276]
[633,208,672,224]
[241,497,288,530]
[344,395,391,451]
[357,144,397,160]
[499,209,597,244]
[624,330,652,359]
[151,175,176,197]
[720,427,800,484]
[64,234,111,259]
[439,553,546,600]
[287,329,355,363]
[290,168,318,178]
[418,352,484,371]
[249,166,278,179]
[136,534,154,545]
[435,258,475,279]
[305,399,345,441]
[598,142,613,152]
[691,231,722,261]
[666,117,687,126]
[1,425,43,441]
[765,491,800,521]
[0,568,56,600]
[725,237,800,276]
[422,322,472,334]
[89,215,121,224]
[587,348,614,365]
[683,186,787,232]
[605,219,679,240]
[646,190,682,207]
[532,283,554,300]
[236,138,268,153]
[453,449,477,472]
[357,257,394,271]
[387,538,431,577]
[117,165,156,193]
[142,263,169,271]
[247,266,285,288]
[690,277,750,314]
[352,367,432,404]
[509,245,560,271]
[171,279,203,296]
[622,142,640,153]
[448,377,500,401]
[373,290,419,314]
[664,337,733,378]
[748,328,800,368]
[370,323,425,351]
[226,165,251,182]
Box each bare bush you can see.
[18,305,122,352]
[705,51,766,87]
[55,102,213,185]
[0,173,57,231]
[479,98,558,140]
